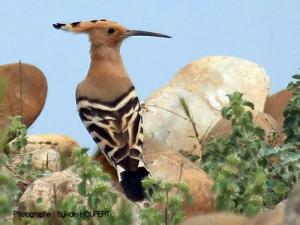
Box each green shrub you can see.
[0,80,17,225]
[283,74,300,146]
[141,177,192,225]
[202,90,300,215]
[180,78,300,215]
[72,147,134,225]
[201,92,268,215]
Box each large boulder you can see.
[0,63,47,128]
[18,168,80,211]
[143,56,270,154]
[144,138,214,217]
[264,89,293,133]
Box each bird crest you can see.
[53,19,119,33]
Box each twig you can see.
[147,103,205,142]
[53,183,57,208]
[199,122,213,145]
[18,60,23,117]
[190,120,201,146]
[177,156,184,184]
[178,97,204,146]
[146,104,189,122]
[46,152,49,170]
[165,191,169,225]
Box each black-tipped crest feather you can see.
[53,23,65,29]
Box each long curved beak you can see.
[126,30,171,38]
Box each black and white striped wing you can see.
[76,87,144,173]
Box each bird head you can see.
[53,19,171,47]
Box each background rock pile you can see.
[2,56,299,225]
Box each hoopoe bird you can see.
[53,19,170,201]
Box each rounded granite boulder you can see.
[0,63,47,128]
[143,56,270,155]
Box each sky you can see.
[0,1,299,150]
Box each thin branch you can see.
[178,97,205,146]
[191,120,201,146]
[46,152,49,170]
[147,103,204,139]
[146,104,189,122]
[177,156,184,184]
[18,60,23,117]
[199,122,213,145]
[165,191,169,225]
[53,183,57,208]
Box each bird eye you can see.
[107,28,115,34]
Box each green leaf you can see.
[273,182,289,199]
[176,183,189,193]
[243,101,255,110]
[142,177,156,189]
[36,197,43,204]
[78,180,86,195]
[179,96,191,119]
[292,74,300,80]
[254,170,266,186]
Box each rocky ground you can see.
[1,58,299,225]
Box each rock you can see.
[143,56,270,154]
[18,168,80,211]
[283,183,300,225]
[0,63,47,128]
[144,87,205,156]
[31,149,61,172]
[7,134,79,181]
[143,137,214,217]
[264,90,293,132]
[18,167,139,225]
[245,207,285,225]
[25,134,80,168]
[9,148,61,172]
[183,213,248,225]
[203,111,281,144]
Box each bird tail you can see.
[117,160,151,202]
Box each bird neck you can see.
[88,43,128,79]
